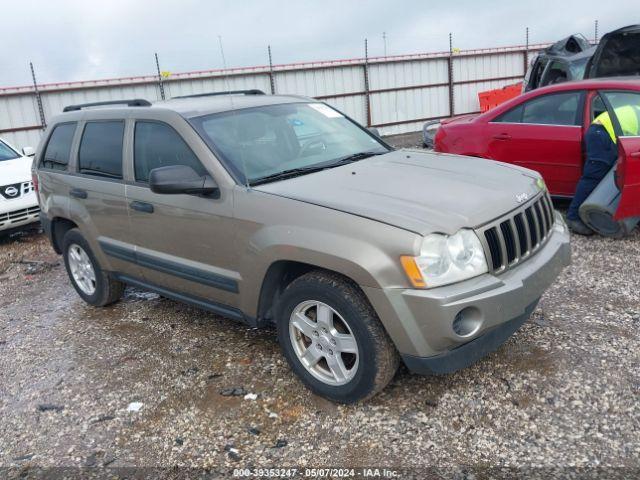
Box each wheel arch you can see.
[50,217,79,254]
[255,260,367,327]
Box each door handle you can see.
[630,152,640,158]
[492,133,512,140]
[69,188,88,199]
[129,201,154,214]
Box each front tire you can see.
[276,271,399,403]
[62,229,124,307]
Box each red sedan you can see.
[434,78,640,220]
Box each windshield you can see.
[190,102,390,185]
[568,55,590,80]
[0,140,20,162]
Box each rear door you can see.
[486,90,585,196]
[69,120,140,276]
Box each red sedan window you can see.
[493,92,582,126]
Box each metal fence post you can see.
[447,33,454,117]
[155,53,166,100]
[363,38,372,127]
[268,45,276,94]
[523,27,530,75]
[30,62,46,130]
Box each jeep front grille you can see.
[478,192,555,274]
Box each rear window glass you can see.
[494,105,524,123]
[78,121,124,179]
[41,123,76,171]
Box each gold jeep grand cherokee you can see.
[34,91,570,403]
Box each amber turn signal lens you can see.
[400,256,426,288]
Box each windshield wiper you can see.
[329,150,386,166]
[249,151,387,186]
[250,165,330,186]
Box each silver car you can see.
[33,91,571,403]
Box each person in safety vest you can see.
[567,105,640,235]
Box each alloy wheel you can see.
[289,300,359,386]
[68,243,97,296]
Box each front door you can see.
[598,90,640,220]
[614,137,640,219]
[486,90,585,196]
[125,120,240,309]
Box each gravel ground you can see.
[1,138,639,478]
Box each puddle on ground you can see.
[123,289,160,301]
[500,343,557,375]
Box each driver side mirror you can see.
[149,165,219,198]
[22,146,35,157]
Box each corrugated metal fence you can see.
[0,43,548,150]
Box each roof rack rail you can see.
[172,89,265,99]
[63,99,152,112]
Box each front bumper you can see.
[363,213,571,372]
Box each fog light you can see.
[452,307,482,337]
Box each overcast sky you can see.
[0,0,636,87]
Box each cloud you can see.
[0,0,635,87]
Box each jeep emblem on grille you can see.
[515,192,529,203]
[4,186,19,197]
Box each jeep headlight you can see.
[401,229,488,288]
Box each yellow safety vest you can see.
[594,106,639,143]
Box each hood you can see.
[255,150,544,235]
[0,156,33,185]
[440,113,478,126]
[587,25,640,78]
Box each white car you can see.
[0,138,39,235]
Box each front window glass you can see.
[134,121,207,183]
[190,102,389,185]
[0,140,19,162]
[521,92,581,126]
[601,91,640,137]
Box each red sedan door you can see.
[614,136,640,220]
[485,90,585,196]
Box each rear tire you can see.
[62,229,124,306]
[276,271,399,403]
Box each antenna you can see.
[217,35,232,92]
[382,32,387,57]
[217,35,228,69]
